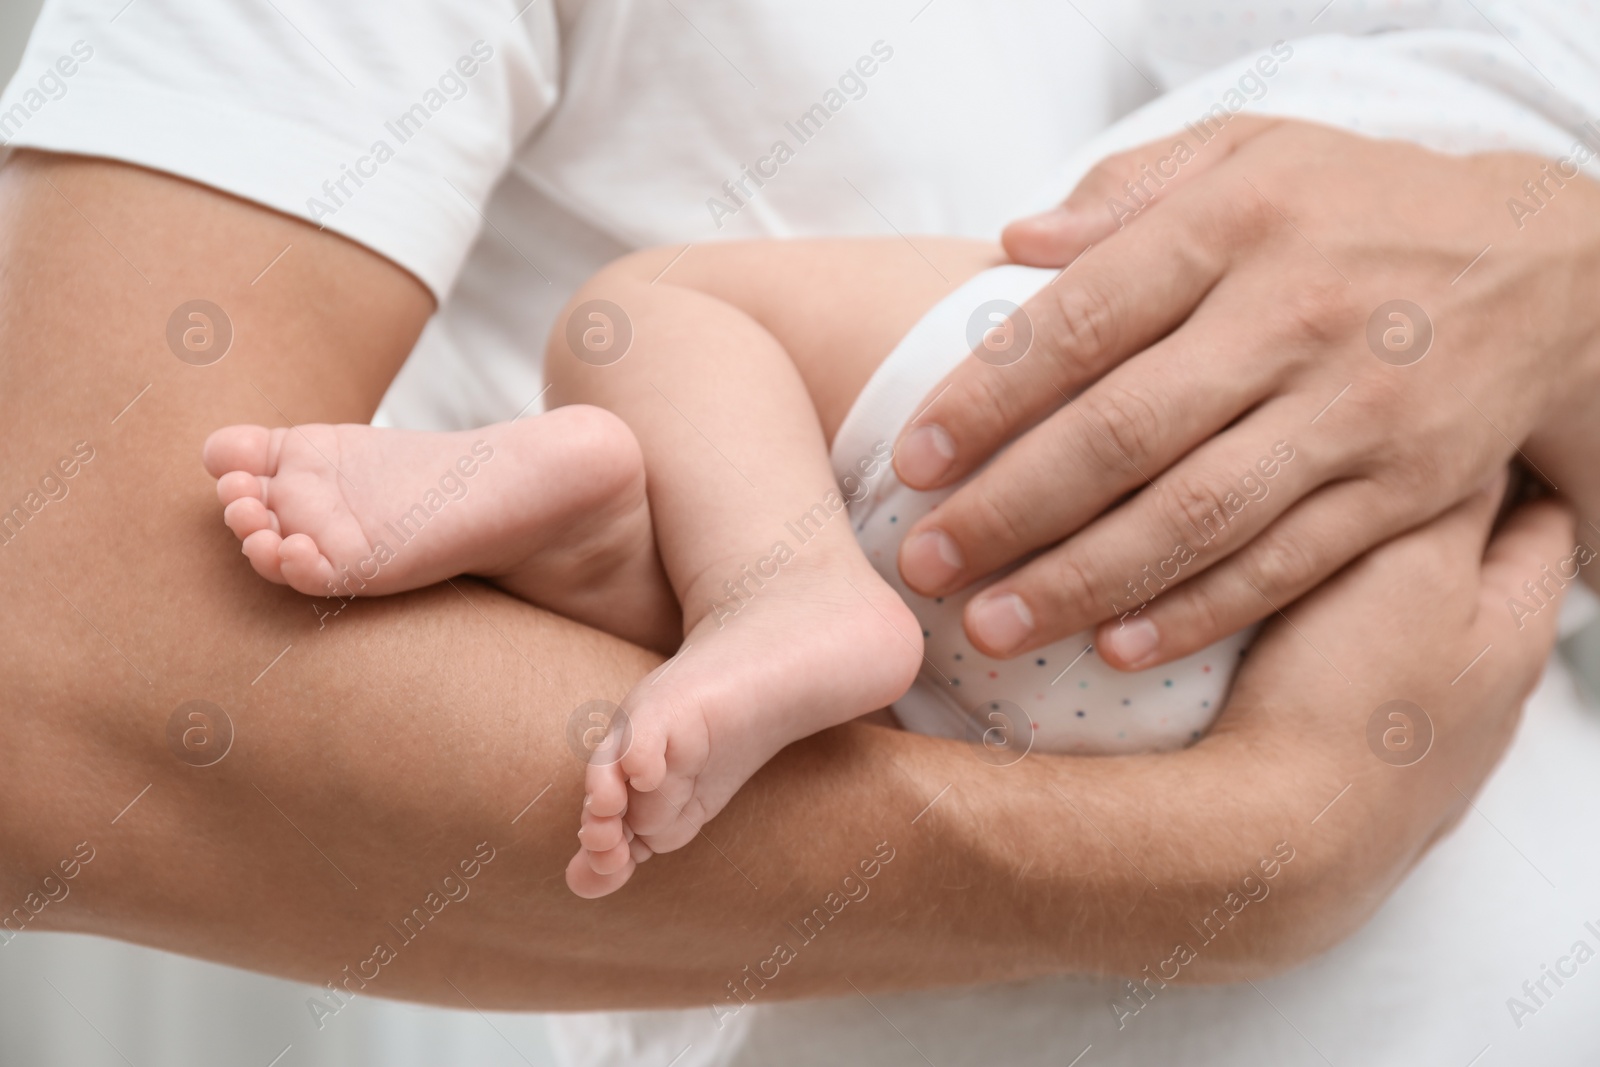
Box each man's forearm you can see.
[0,152,1336,1011]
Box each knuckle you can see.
[1399,442,1447,494]
[1082,383,1165,467]
[1041,552,1106,625]
[955,364,1032,443]
[959,485,1036,553]
[1344,363,1409,414]
[1039,280,1121,376]
[1239,530,1319,595]
[1159,472,1237,550]
[1212,182,1278,244]
[1276,277,1358,346]
[1370,431,1448,495]
[1348,388,1482,497]
[1171,580,1234,643]
[1333,378,1417,470]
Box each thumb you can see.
[1417,496,1578,850]
[1003,116,1280,267]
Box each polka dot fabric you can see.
[832,265,1255,755]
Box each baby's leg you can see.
[550,238,1002,896]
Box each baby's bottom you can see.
[831,264,1251,755]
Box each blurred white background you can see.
[0,5,561,1064]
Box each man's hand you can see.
[1160,482,1575,975]
[962,475,1575,984]
[890,119,1600,667]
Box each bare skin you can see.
[0,151,1573,1011]
[203,410,679,653]
[894,120,1600,665]
[204,239,1002,896]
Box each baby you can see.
[203,237,1249,898]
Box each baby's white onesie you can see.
[831,264,1255,755]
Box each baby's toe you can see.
[223,497,279,540]
[634,819,700,856]
[619,730,668,794]
[240,530,288,584]
[624,781,699,847]
[565,850,634,899]
[278,533,340,596]
[577,810,626,853]
[585,759,630,819]
[202,425,279,478]
[215,470,267,507]
[584,839,633,877]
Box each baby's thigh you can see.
[618,237,1003,441]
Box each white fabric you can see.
[0,0,1144,434]
[832,263,1252,753]
[4,1,1600,1064]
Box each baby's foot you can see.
[202,406,677,651]
[565,552,922,898]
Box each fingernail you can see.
[901,529,965,591]
[968,593,1035,655]
[896,424,956,486]
[1101,618,1160,666]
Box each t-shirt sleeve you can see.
[1022,0,1600,212]
[0,0,562,298]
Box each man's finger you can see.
[1303,468,1508,611]
[1003,116,1280,267]
[954,412,1329,657]
[1093,477,1424,669]
[893,183,1262,491]
[897,297,1280,597]
[1435,494,1576,814]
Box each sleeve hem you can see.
[2,82,483,299]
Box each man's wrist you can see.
[978,734,1342,982]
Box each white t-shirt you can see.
[7,1,1600,1063]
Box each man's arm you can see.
[0,151,1567,1011]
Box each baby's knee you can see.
[544,266,646,389]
